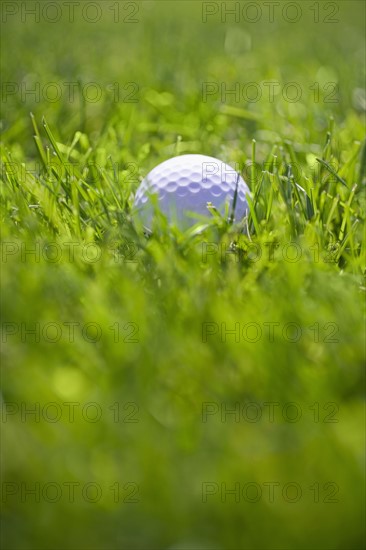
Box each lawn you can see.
[1,1,365,549]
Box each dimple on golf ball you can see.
[133,154,250,230]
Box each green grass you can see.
[1,2,365,549]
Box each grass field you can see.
[1,1,365,549]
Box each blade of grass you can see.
[316,158,347,187]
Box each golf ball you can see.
[133,154,250,230]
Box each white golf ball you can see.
[133,154,250,230]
